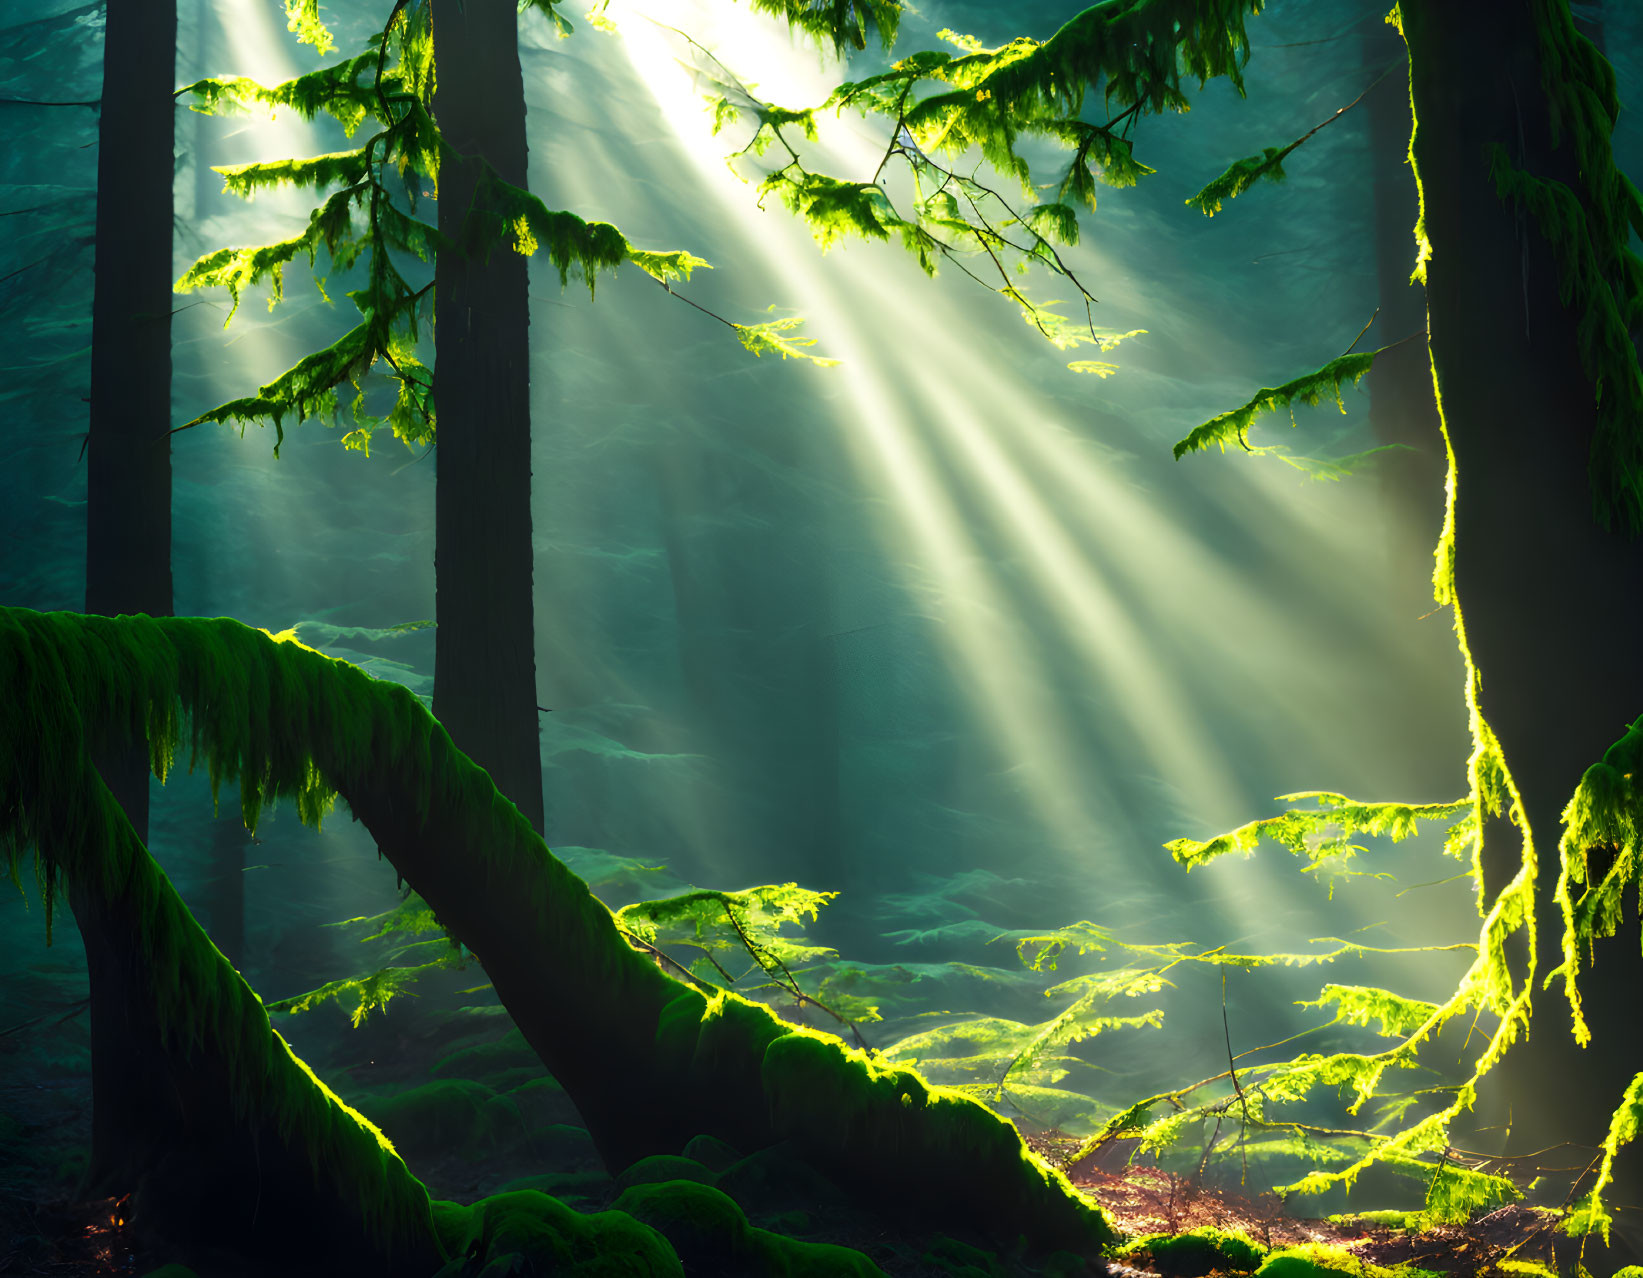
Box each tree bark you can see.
[432,0,544,835]
[84,0,176,833]
[79,0,179,1203]
[1402,0,1643,1260]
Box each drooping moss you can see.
[0,610,441,1270]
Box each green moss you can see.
[0,608,1134,1254]
[496,1170,614,1208]
[762,1031,1113,1252]
[1123,1226,1268,1275]
[749,1224,888,1277]
[615,1155,717,1191]
[356,1078,515,1159]
[451,1189,685,1277]
[681,1133,743,1172]
[0,611,440,1264]
[1254,1243,1426,1277]
[611,1180,758,1273]
[432,1028,547,1084]
[612,1179,886,1278]
[528,1123,601,1168]
[508,1074,584,1130]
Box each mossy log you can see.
[0,607,1111,1255]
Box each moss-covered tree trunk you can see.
[2,615,443,1276]
[1,607,1111,1258]
[431,0,544,835]
[1401,0,1643,1260]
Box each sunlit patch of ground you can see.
[1025,1129,1574,1276]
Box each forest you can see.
[3,0,1643,1276]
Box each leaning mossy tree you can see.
[0,606,1111,1270]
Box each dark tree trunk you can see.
[78,0,178,1202]
[1402,0,1643,1261]
[432,0,544,834]
[84,0,176,836]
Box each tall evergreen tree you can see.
[428,0,543,834]
[77,0,180,1203]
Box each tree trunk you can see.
[84,0,176,833]
[1402,0,1643,1261]
[79,0,178,1202]
[4,615,442,1276]
[431,0,544,835]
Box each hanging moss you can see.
[0,610,440,1269]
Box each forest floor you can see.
[0,1008,1616,1278]
[1024,1130,1593,1277]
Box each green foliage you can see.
[1296,986,1438,1040]
[1165,791,1471,879]
[616,883,841,1012]
[741,0,901,54]
[1187,144,1292,216]
[1562,1063,1643,1243]
[1172,350,1377,460]
[180,2,724,453]
[1542,722,1643,1249]
[732,314,840,366]
[283,0,337,55]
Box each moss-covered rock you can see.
[528,1122,602,1168]
[615,1155,717,1192]
[613,1179,886,1277]
[357,1078,514,1159]
[447,1189,683,1277]
[680,1133,742,1173]
[496,1170,614,1209]
[509,1074,585,1129]
[1122,1226,1268,1275]
[432,1029,547,1090]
